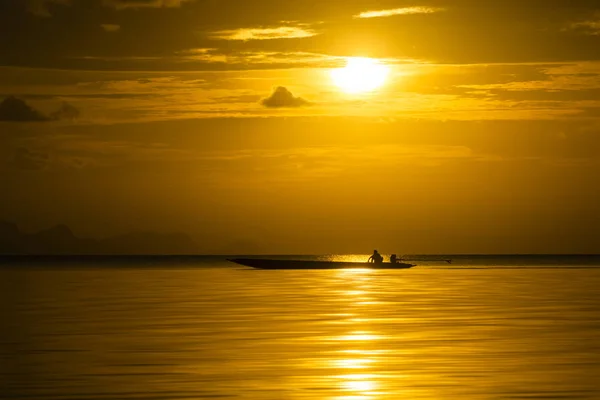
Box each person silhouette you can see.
[368,250,383,264]
[390,254,398,264]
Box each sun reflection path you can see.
[338,332,381,342]
[335,369,379,398]
[288,256,433,399]
[334,358,375,369]
[328,268,385,399]
[331,332,381,397]
[340,375,377,391]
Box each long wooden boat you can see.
[227,258,415,270]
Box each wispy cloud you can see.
[176,48,226,62]
[73,56,162,61]
[354,6,445,19]
[72,49,342,68]
[101,24,121,32]
[27,0,70,17]
[567,15,600,35]
[28,0,193,16]
[102,0,194,9]
[209,26,318,41]
[177,49,341,67]
[196,144,492,177]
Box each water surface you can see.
[2,256,600,399]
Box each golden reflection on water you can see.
[331,336,378,394]
[335,372,379,399]
[337,332,380,341]
[329,267,383,399]
[334,358,374,369]
[334,397,374,400]
[339,374,377,392]
[6,263,599,399]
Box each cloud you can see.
[354,6,445,19]
[102,0,194,9]
[0,96,49,122]
[0,97,80,122]
[11,148,50,170]
[567,15,600,36]
[27,0,70,17]
[177,49,341,67]
[261,87,310,108]
[211,94,262,104]
[209,26,318,41]
[101,24,121,32]
[193,144,494,182]
[28,0,191,16]
[50,102,80,120]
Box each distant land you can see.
[0,221,198,255]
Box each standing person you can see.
[368,250,383,264]
[390,254,398,264]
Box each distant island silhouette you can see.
[0,221,198,255]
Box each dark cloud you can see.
[0,97,80,122]
[27,0,70,17]
[50,102,81,120]
[26,0,192,16]
[0,93,155,100]
[0,96,49,122]
[261,87,310,108]
[11,147,50,170]
[102,0,194,9]
[101,24,121,32]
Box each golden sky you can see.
[1,0,599,253]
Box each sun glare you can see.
[331,57,390,94]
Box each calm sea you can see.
[2,255,600,399]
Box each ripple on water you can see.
[1,266,599,399]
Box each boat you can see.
[227,258,415,270]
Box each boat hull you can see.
[227,258,415,270]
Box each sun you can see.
[331,57,390,94]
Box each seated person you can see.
[368,250,383,264]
